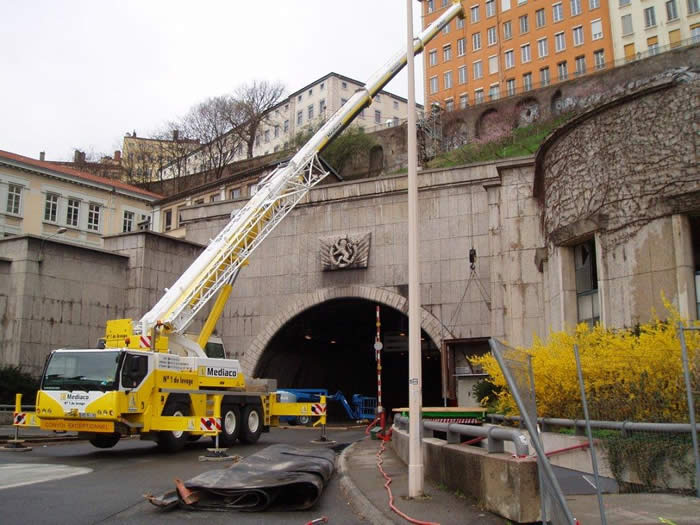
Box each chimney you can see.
[172,129,179,141]
[74,149,81,163]
[133,129,137,137]
[114,150,121,162]
[39,151,45,161]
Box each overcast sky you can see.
[0,1,427,162]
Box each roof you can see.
[0,149,163,201]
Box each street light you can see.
[38,227,67,263]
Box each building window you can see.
[489,55,499,74]
[393,100,399,110]
[457,17,465,29]
[444,70,453,89]
[164,210,172,231]
[458,65,467,84]
[538,38,548,58]
[557,60,569,80]
[308,105,314,120]
[536,8,546,28]
[475,89,484,104]
[647,35,659,55]
[488,84,500,100]
[123,210,134,232]
[691,23,700,42]
[472,32,482,50]
[521,43,532,63]
[690,0,700,14]
[523,72,533,91]
[624,42,636,60]
[575,239,600,326]
[666,0,678,20]
[540,67,551,86]
[506,78,516,96]
[320,99,327,114]
[487,26,497,46]
[503,21,512,40]
[457,38,466,56]
[621,14,633,36]
[297,110,303,125]
[553,2,563,22]
[473,60,483,79]
[87,204,100,231]
[555,31,566,51]
[505,49,514,68]
[249,183,258,195]
[297,94,302,102]
[573,25,584,46]
[445,98,455,111]
[486,0,496,17]
[589,0,599,8]
[575,55,586,75]
[442,21,450,34]
[320,82,325,90]
[519,14,529,34]
[502,0,511,10]
[6,184,21,215]
[264,129,270,143]
[341,81,347,89]
[427,0,434,12]
[229,187,241,199]
[375,110,381,124]
[570,0,582,16]
[274,125,280,138]
[644,7,656,27]
[471,5,480,23]
[443,44,452,62]
[44,193,58,222]
[669,28,681,47]
[591,18,603,40]
[459,93,468,108]
[66,198,79,227]
[430,76,439,93]
[283,120,289,133]
[429,49,438,66]
[620,0,630,5]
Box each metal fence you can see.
[489,338,576,525]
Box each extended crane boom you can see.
[139,1,464,340]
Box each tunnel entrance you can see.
[253,298,443,422]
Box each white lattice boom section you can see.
[137,2,464,338]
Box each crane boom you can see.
[138,1,464,339]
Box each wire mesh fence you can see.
[490,338,576,525]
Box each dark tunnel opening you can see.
[253,298,443,422]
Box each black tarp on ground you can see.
[148,444,336,512]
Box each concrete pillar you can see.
[672,214,696,320]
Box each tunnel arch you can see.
[243,285,449,374]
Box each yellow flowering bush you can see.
[473,306,699,423]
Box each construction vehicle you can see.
[13,2,464,451]
[279,389,378,425]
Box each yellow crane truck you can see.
[13,1,464,452]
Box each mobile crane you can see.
[13,2,464,452]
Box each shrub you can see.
[0,366,39,405]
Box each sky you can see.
[0,1,427,162]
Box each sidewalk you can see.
[338,436,505,525]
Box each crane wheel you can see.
[217,404,241,447]
[157,402,190,452]
[240,405,263,444]
[89,433,121,449]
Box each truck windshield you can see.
[42,351,122,392]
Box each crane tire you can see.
[240,405,263,444]
[157,402,190,453]
[89,433,120,449]
[217,404,241,447]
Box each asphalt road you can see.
[0,427,367,525]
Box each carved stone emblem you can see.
[320,233,371,271]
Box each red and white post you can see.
[374,305,385,432]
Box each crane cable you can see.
[447,247,492,334]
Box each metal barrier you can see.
[488,414,700,435]
[393,414,529,457]
[0,404,35,413]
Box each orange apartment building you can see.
[421,0,615,108]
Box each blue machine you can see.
[278,389,377,425]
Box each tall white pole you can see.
[406,0,424,498]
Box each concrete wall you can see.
[0,236,129,374]
[392,425,540,523]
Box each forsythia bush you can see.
[473,306,699,422]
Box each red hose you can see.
[376,440,440,525]
[545,442,590,457]
[461,436,485,446]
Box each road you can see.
[0,427,367,525]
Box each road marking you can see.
[0,463,92,490]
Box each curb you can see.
[337,439,394,525]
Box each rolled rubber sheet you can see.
[148,444,336,512]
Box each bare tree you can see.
[228,80,285,159]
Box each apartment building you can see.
[164,72,419,180]
[609,0,700,61]
[422,0,614,107]
[0,149,160,247]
